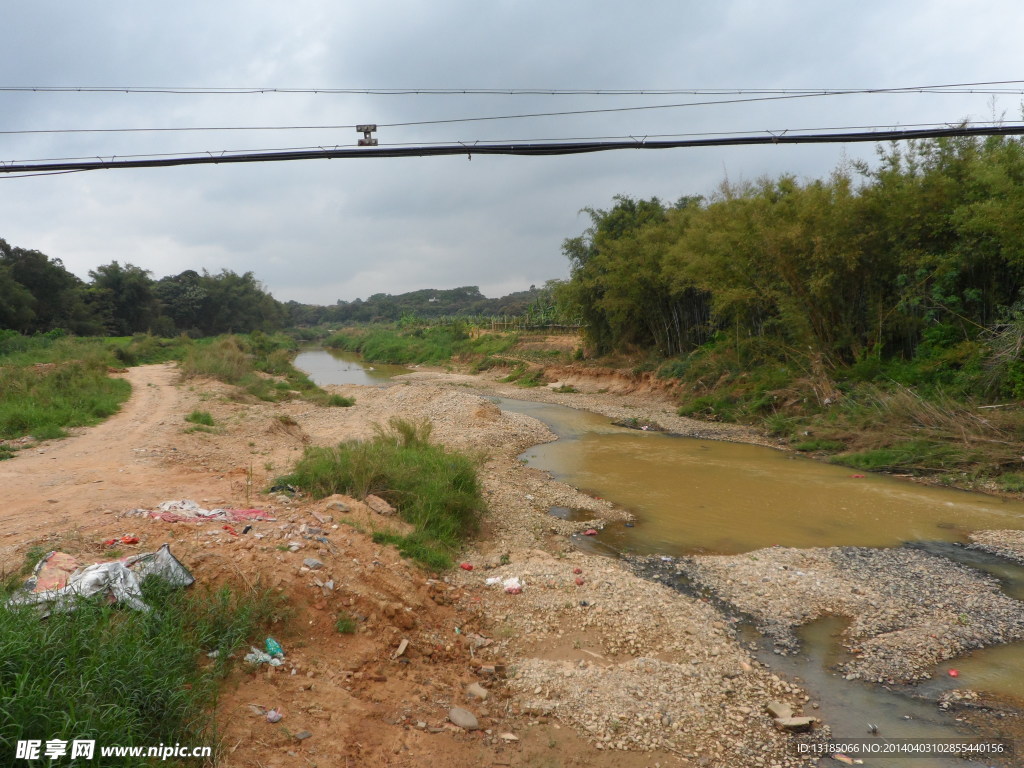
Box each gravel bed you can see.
[455,551,820,766]
[653,546,1024,684]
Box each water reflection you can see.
[294,348,411,386]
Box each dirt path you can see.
[0,364,237,555]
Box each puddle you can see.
[547,506,592,522]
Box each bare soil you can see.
[1,363,824,767]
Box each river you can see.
[297,348,1023,766]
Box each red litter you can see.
[574,577,585,586]
[222,525,238,536]
[119,535,139,545]
[459,563,474,571]
[573,567,583,574]
[948,669,960,678]
[851,474,865,479]
[583,529,598,536]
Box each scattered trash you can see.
[222,525,238,536]
[948,668,959,678]
[130,499,276,523]
[572,567,582,574]
[265,637,284,657]
[392,638,409,659]
[5,544,194,616]
[851,474,865,479]
[502,576,523,594]
[241,525,252,534]
[484,577,501,586]
[583,529,598,536]
[206,650,220,659]
[119,535,139,545]
[459,562,474,571]
[574,577,585,586]
[302,557,325,570]
[266,709,283,723]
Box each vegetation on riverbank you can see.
[275,418,484,570]
[545,135,1024,488]
[0,555,284,766]
[324,323,520,368]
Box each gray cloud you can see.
[3,1,1023,305]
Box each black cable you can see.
[2,80,1020,137]
[3,124,1022,176]
[1,79,1023,96]
[4,120,999,166]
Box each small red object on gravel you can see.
[459,563,474,571]
[583,529,598,536]
[573,567,582,574]
[948,669,960,678]
[119,535,139,544]
[574,577,585,586]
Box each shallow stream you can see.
[298,352,1024,766]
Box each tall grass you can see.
[276,418,484,569]
[0,575,283,765]
[0,362,130,441]
[325,326,518,367]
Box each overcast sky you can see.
[1,1,1022,305]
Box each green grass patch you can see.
[275,418,484,570]
[997,473,1024,493]
[0,574,283,766]
[334,611,358,634]
[831,439,967,474]
[0,361,130,441]
[185,410,215,427]
[325,325,519,368]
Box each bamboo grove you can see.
[558,135,1024,398]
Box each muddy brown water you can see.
[498,398,1024,556]
[294,348,411,386]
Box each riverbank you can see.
[6,359,1024,765]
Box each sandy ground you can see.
[9,360,1024,766]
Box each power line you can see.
[2,78,1022,137]
[2,79,1023,96]
[4,120,1002,166]
[3,124,1022,176]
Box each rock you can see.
[466,682,489,701]
[365,494,395,515]
[448,706,480,730]
[294,730,312,740]
[765,702,793,720]
[773,716,816,732]
[303,557,325,570]
[325,501,349,514]
[499,733,519,742]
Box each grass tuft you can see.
[276,417,484,570]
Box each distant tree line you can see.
[558,135,1024,374]
[0,241,285,337]
[0,238,556,338]
[284,285,552,326]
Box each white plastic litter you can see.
[5,544,195,616]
